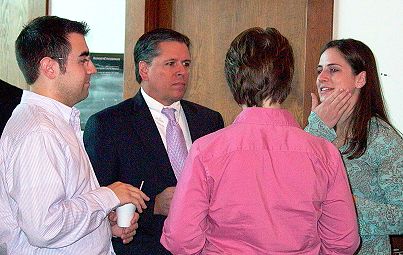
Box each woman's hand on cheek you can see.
[311,89,352,128]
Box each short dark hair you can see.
[224,27,294,107]
[320,39,394,159]
[133,28,191,83]
[15,16,89,84]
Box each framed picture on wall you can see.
[75,53,124,130]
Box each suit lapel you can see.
[182,100,203,142]
[129,95,209,177]
[131,91,172,168]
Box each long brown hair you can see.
[321,39,394,159]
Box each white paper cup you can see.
[116,203,136,227]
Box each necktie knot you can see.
[161,108,176,122]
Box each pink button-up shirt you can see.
[161,108,359,255]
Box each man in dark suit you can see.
[0,79,23,135]
[84,28,224,254]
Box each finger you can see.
[141,192,150,201]
[123,223,138,234]
[166,199,173,209]
[108,211,117,222]
[112,226,123,238]
[324,89,344,105]
[311,93,319,111]
[131,198,147,213]
[345,102,355,116]
[122,236,134,244]
[133,193,149,210]
[330,94,350,117]
[121,228,136,240]
[125,191,148,212]
[340,99,355,122]
[333,88,348,99]
[334,91,352,110]
[166,190,175,199]
[108,216,117,227]
[128,187,150,201]
[131,213,140,224]
[338,98,351,116]
[122,222,138,234]
[133,201,144,213]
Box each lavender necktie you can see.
[161,108,188,180]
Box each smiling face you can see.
[55,33,97,107]
[316,47,366,102]
[139,41,191,106]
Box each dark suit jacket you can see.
[83,90,224,255]
[0,79,23,135]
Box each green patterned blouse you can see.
[305,112,403,255]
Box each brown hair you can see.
[15,16,89,85]
[321,39,395,159]
[224,27,294,107]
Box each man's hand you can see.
[109,211,139,244]
[108,182,150,213]
[154,186,175,216]
[311,89,353,129]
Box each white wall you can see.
[333,0,403,133]
[49,0,125,53]
[49,0,402,132]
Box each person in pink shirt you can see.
[161,27,360,254]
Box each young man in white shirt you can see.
[0,16,149,254]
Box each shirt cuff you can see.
[307,111,337,141]
[97,186,121,212]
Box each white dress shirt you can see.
[141,88,192,151]
[0,91,120,254]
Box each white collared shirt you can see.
[0,90,119,254]
[141,88,192,151]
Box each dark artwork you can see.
[391,235,403,254]
[76,53,124,130]
[0,79,23,135]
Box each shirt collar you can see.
[234,107,300,128]
[21,90,80,126]
[141,88,181,113]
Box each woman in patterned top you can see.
[305,38,402,254]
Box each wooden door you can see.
[124,0,333,126]
[0,0,47,89]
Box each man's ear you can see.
[355,71,366,88]
[139,61,149,81]
[39,57,59,80]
